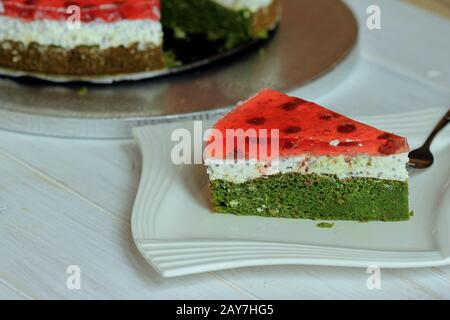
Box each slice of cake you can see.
[204,89,412,222]
[162,0,281,48]
[0,0,165,76]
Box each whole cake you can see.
[205,89,412,222]
[0,0,281,77]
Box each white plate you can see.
[132,108,450,277]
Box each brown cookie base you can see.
[0,41,166,76]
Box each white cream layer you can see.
[212,0,273,12]
[205,153,409,183]
[0,15,163,49]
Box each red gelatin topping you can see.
[207,88,409,160]
[0,0,161,22]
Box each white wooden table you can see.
[1,0,450,299]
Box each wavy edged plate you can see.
[132,108,450,277]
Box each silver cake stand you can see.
[0,0,358,139]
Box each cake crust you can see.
[0,40,165,76]
[0,0,165,76]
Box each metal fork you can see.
[408,109,450,169]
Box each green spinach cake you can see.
[162,0,281,48]
[204,89,412,222]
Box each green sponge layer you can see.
[161,0,276,48]
[210,173,411,222]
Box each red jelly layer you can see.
[207,88,409,159]
[0,0,160,22]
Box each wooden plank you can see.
[0,280,32,299]
[345,0,450,90]
[0,139,139,221]
[314,59,450,116]
[407,0,450,19]
[215,265,450,299]
[0,152,252,299]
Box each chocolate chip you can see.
[378,139,402,155]
[337,124,357,133]
[319,112,341,120]
[282,140,296,150]
[377,133,393,140]
[283,126,302,134]
[247,117,266,125]
[319,115,332,121]
[280,98,307,111]
[338,141,359,147]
